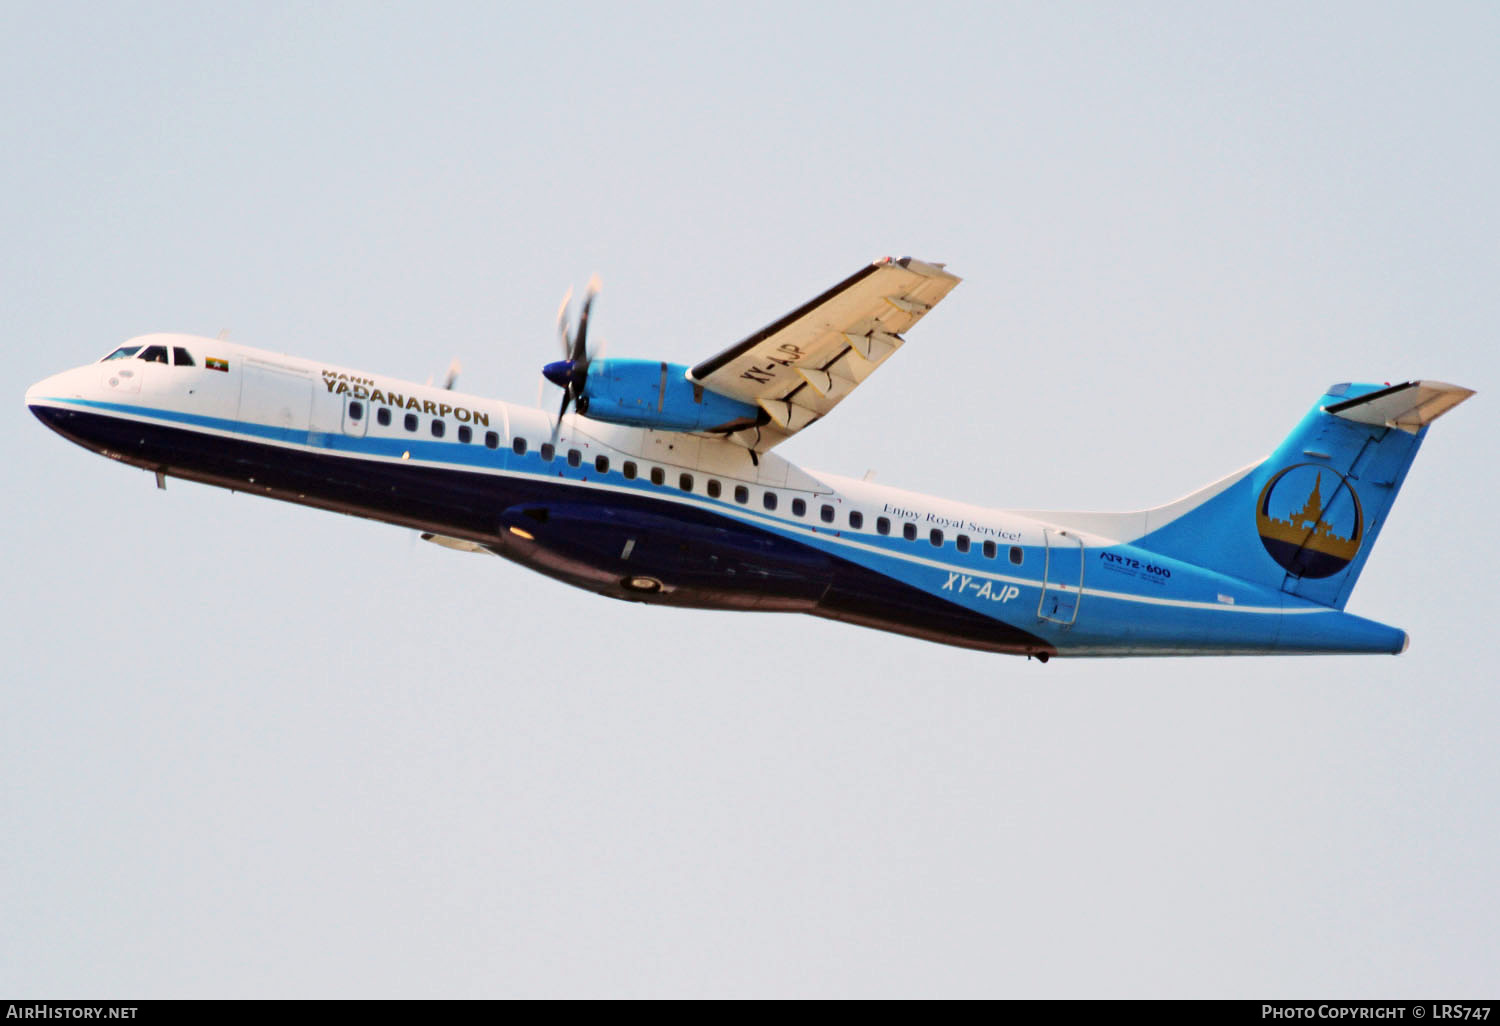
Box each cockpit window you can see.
[138,345,168,364]
[101,346,140,362]
[172,347,195,367]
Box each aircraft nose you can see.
[26,367,104,446]
[26,374,69,437]
[25,368,90,428]
[25,372,67,410]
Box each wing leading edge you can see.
[688,256,961,452]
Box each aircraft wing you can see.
[688,256,961,451]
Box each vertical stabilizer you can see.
[1130,381,1473,609]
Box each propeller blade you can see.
[442,358,461,391]
[573,298,592,365]
[570,275,599,365]
[555,287,574,359]
[551,388,571,447]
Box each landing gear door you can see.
[341,394,368,437]
[1039,528,1084,626]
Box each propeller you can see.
[542,274,601,444]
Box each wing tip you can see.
[877,254,961,282]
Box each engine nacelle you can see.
[580,358,761,433]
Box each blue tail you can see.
[1132,380,1474,609]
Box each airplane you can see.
[25,256,1475,660]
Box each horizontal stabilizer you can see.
[1325,380,1475,434]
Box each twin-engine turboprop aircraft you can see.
[26,257,1475,659]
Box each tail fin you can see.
[1130,381,1474,608]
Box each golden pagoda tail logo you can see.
[1255,464,1364,579]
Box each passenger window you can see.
[956,534,971,554]
[734,485,749,504]
[567,449,581,468]
[377,407,391,426]
[540,443,555,462]
[929,529,943,547]
[877,516,891,536]
[512,437,526,455]
[791,498,806,517]
[595,455,609,473]
[485,431,499,449]
[139,345,168,364]
[707,479,721,499]
[623,461,637,480]
[983,541,997,559]
[679,473,693,492]
[348,401,363,420]
[431,420,445,438]
[763,492,778,511]
[902,523,917,541]
[458,424,472,444]
[1009,545,1024,565]
[849,511,863,529]
[404,413,418,432]
[172,347,195,367]
[650,467,665,486]
[820,505,834,523]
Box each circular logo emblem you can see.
[1255,463,1363,579]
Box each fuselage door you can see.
[238,362,314,440]
[342,393,368,437]
[1039,528,1084,626]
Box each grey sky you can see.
[3,1,1495,997]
